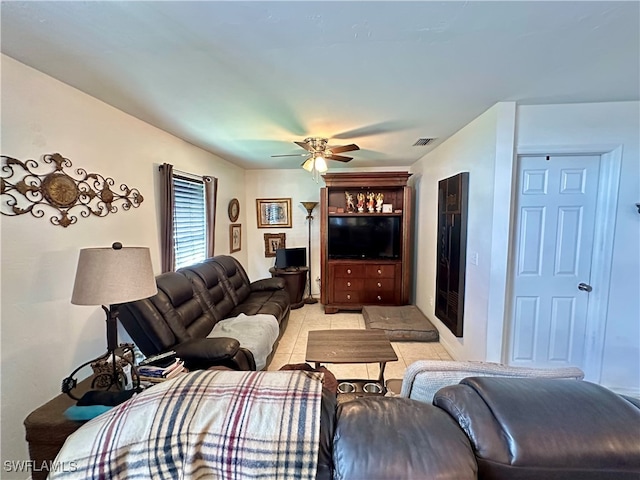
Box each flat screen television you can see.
[328,216,401,260]
[275,247,307,269]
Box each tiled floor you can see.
[267,303,452,383]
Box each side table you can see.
[23,377,94,480]
[306,329,398,403]
[269,266,308,309]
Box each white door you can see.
[507,154,600,368]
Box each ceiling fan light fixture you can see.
[302,158,314,172]
[315,156,328,172]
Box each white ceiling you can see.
[2,1,638,170]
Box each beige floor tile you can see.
[300,315,333,328]
[266,353,291,371]
[274,333,298,354]
[289,307,307,320]
[283,306,454,386]
[288,351,309,365]
[327,363,370,380]
[330,315,362,329]
[373,359,407,381]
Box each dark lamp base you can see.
[304,297,319,304]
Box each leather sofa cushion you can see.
[179,262,236,321]
[228,289,290,323]
[333,397,476,480]
[207,256,251,305]
[152,272,216,342]
[434,377,640,480]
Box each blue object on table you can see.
[64,405,112,421]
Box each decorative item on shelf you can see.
[382,204,393,213]
[356,192,365,213]
[228,198,240,222]
[328,206,338,214]
[256,198,292,228]
[345,192,355,213]
[229,224,241,253]
[337,207,345,213]
[0,153,144,227]
[264,233,286,257]
[375,193,384,213]
[301,201,319,304]
[367,192,375,213]
[61,242,157,401]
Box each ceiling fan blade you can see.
[327,144,359,154]
[332,121,410,139]
[271,153,310,157]
[326,154,352,162]
[294,141,314,152]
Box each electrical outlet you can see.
[470,252,479,266]
[429,296,434,307]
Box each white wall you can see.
[410,100,640,395]
[0,55,247,475]
[516,102,640,395]
[244,169,322,292]
[410,103,511,361]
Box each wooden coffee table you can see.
[305,329,398,384]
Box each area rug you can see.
[362,305,439,342]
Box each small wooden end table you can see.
[269,266,308,309]
[305,329,398,385]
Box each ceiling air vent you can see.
[413,138,436,146]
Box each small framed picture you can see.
[264,233,286,257]
[382,203,393,213]
[229,224,241,253]
[256,198,292,228]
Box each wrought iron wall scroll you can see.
[1,153,144,227]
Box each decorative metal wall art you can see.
[1,153,144,227]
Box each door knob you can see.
[578,283,593,292]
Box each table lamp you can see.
[62,242,157,399]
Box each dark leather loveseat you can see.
[119,255,290,371]
[324,377,640,480]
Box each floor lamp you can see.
[301,201,319,304]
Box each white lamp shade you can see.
[302,157,314,172]
[71,246,157,305]
[315,156,328,173]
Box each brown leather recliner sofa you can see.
[118,255,290,371]
[325,377,640,480]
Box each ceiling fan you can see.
[271,137,360,173]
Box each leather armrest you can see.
[173,337,240,369]
[250,277,285,292]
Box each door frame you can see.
[504,144,622,382]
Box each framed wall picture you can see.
[228,198,240,222]
[256,198,292,228]
[263,233,286,257]
[229,224,241,253]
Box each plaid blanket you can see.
[50,370,324,479]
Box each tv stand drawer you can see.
[366,264,397,278]
[333,290,362,303]
[365,278,395,291]
[333,264,366,278]
[334,278,365,291]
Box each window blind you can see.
[173,175,207,269]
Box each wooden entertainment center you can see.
[320,171,412,313]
